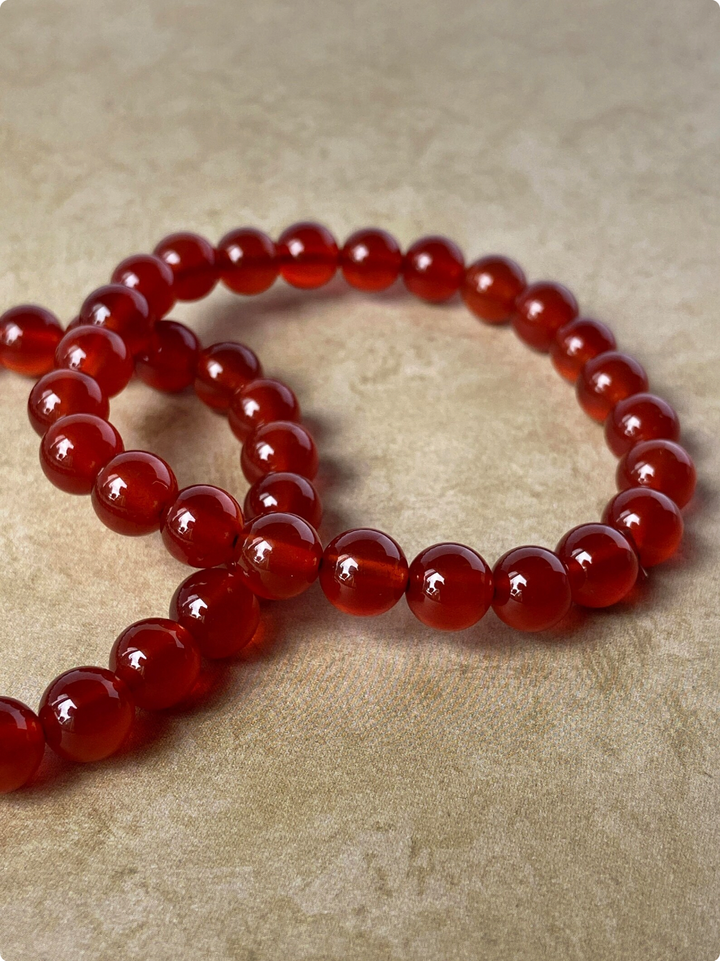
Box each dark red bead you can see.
[512,282,579,352]
[492,546,572,632]
[228,378,300,441]
[241,421,318,483]
[320,529,409,616]
[109,618,201,710]
[340,228,403,292]
[162,485,243,568]
[556,524,638,608]
[550,318,617,382]
[27,369,109,437]
[461,255,527,324]
[170,567,260,659]
[602,487,683,567]
[153,231,218,301]
[217,227,278,295]
[111,253,176,319]
[576,351,649,422]
[277,221,338,289]
[605,394,681,457]
[92,450,178,536]
[234,512,322,600]
[403,235,465,303]
[244,471,322,528]
[78,284,153,355]
[55,326,133,398]
[617,439,696,509]
[0,698,45,794]
[194,341,262,411]
[135,320,200,393]
[0,305,64,377]
[38,667,135,763]
[40,413,124,495]
[406,542,494,631]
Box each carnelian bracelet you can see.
[0,222,696,793]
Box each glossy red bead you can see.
[244,471,323,528]
[54,326,133,398]
[234,512,322,600]
[38,667,134,763]
[217,227,278,295]
[228,378,300,440]
[78,284,153,355]
[241,421,318,484]
[512,282,579,352]
[461,255,527,324]
[277,221,339,289]
[602,487,683,567]
[406,542,494,631]
[170,567,260,659]
[154,231,218,301]
[605,393,681,457]
[135,320,200,393]
[492,546,572,632]
[0,305,64,376]
[340,228,403,292]
[0,698,45,794]
[194,341,263,412]
[40,413,124,495]
[27,369,109,437]
[92,450,178,536]
[556,524,639,608]
[403,235,465,303]
[551,318,617,382]
[109,618,201,711]
[162,485,244,568]
[320,529,409,616]
[617,439,696,509]
[576,351,650,422]
[111,253,176,319]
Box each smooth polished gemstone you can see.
[340,228,403,292]
[0,305,64,376]
[512,282,579,352]
[170,567,260,658]
[551,318,617,382]
[617,439,696,509]
[154,231,218,301]
[135,320,200,393]
[244,471,323,528]
[39,667,134,763]
[228,378,300,440]
[40,413,124,495]
[194,341,262,411]
[0,698,45,794]
[602,487,683,567]
[234,512,322,600]
[109,618,201,710]
[403,235,465,303]
[320,528,409,616]
[111,253,176,319]
[277,221,339,289]
[576,351,650,422]
[241,420,318,483]
[217,227,278,295]
[55,326,133,398]
[492,546,572,632]
[461,255,527,324]
[556,523,639,608]
[27,369,109,437]
[78,284,153,355]
[406,542,494,631]
[162,485,244,567]
[605,393,680,456]
[92,450,178,536]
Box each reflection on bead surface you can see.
[135,320,201,393]
[406,542,494,630]
[0,698,45,794]
[234,512,322,600]
[40,413,124,495]
[602,487,683,567]
[162,485,243,568]
[550,318,616,382]
[277,222,339,289]
[341,228,403,292]
[78,284,153,355]
[512,282,579,352]
[556,524,638,608]
[217,227,278,295]
[27,369,109,437]
[461,255,526,324]
[195,341,262,411]
[241,421,318,483]
[617,439,696,509]
[170,567,260,658]
[604,393,680,457]
[111,253,176,320]
[92,450,178,535]
[244,471,322,528]
[109,618,201,710]
[229,378,300,440]
[576,351,649,422]
[403,235,464,303]
[492,546,572,632]
[55,326,133,397]
[320,528,409,616]
[154,232,218,301]
[0,305,64,376]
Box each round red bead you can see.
[244,471,322,528]
[92,450,178,536]
[602,487,683,567]
[234,512,322,600]
[320,528,409,616]
[111,253,176,319]
[194,341,262,412]
[556,523,639,608]
[27,369,109,437]
[170,567,260,659]
[340,228,403,292]
[512,282,579,352]
[0,698,45,794]
[55,325,133,398]
[550,318,617,382]
[403,235,465,303]
[277,221,338,289]
[492,546,572,632]
[228,378,300,441]
[617,439,696,509]
[406,542,494,631]
[78,284,153,356]
[217,227,278,295]
[0,305,64,376]
[40,413,124,495]
[604,393,680,457]
[135,319,200,393]
[461,255,527,324]
[576,350,650,423]
[154,231,218,301]
[241,421,318,483]
[109,618,201,710]
[162,485,244,568]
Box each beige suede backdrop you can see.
[0,1,719,959]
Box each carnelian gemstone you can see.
[602,487,683,567]
[320,528,409,616]
[341,228,403,292]
[406,542,494,630]
[492,546,572,632]
[111,253,176,320]
[403,235,465,303]
[617,439,696,509]
[550,318,617,382]
[0,305,64,376]
[92,450,178,535]
[154,231,218,301]
[512,282,579,352]
[40,413,124,495]
[0,698,45,794]
[461,255,527,324]
[228,378,300,440]
[135,320,200,393]
[27,369,109,437]
[234,512,322,600]
[241,421,318,483]
[38,667,134,763]
[78,284,153,355]
[244,471,323,528]
[576,351,649,422]
[605,393,680,457]
[109,618,201,710]
[277,221,339,289]
[55,326,133,398]
[162,485,243,568]
[217,227,278,295]
[556,524,638,608]
[170,567,260,659]
[194,341,262,411]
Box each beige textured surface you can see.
[1,0,719,958]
